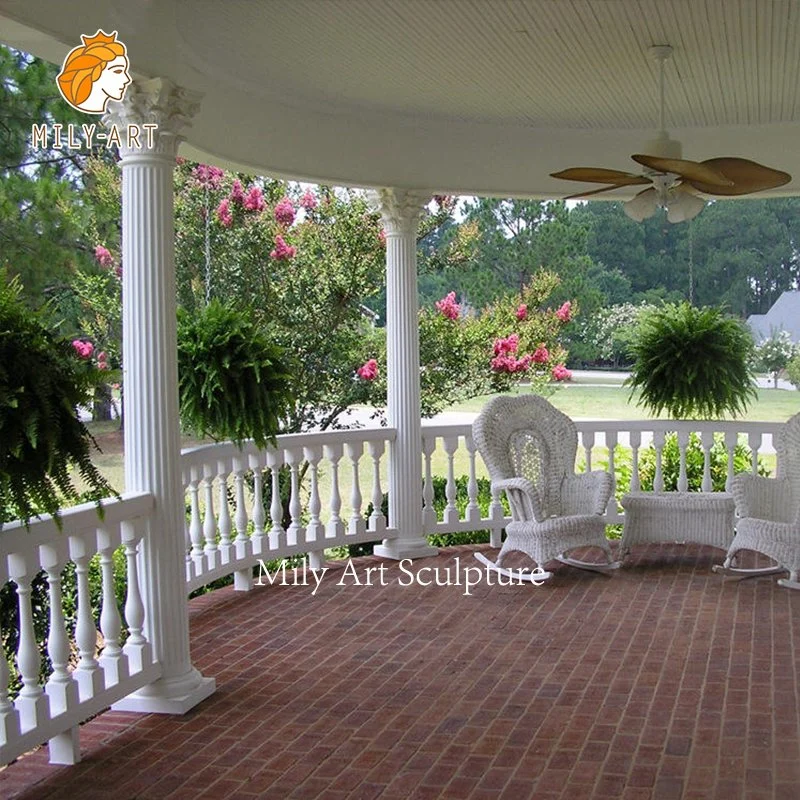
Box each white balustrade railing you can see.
[421,419,785,535]
[0,493,159,766]
[180,428,398,593]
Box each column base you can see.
[374,539,439,560]
[112,667,215,714]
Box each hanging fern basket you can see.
[626,302,756,419]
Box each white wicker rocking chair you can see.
[714,412,800,589]
[472,394,619,582]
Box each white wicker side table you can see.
[620,491,736,557]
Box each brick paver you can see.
[1,543,799,799]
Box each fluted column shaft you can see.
[105,79,215,713]
[369,189,438,559]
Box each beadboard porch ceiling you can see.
[1,0,800,198]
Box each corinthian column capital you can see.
[103,77,202,159]
[367,188,431,237]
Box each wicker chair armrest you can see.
[731,473,796,523]
[492,477,545,523]
[561,471,614,516]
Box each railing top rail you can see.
[180,426,398,471]
[0,492,154,557]
[422,418,787,437]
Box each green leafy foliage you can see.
[787,351,800,390]
[0,276,115,525]
[176,301,293,447]
[627,302,756,419]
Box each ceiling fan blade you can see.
[686,158,792,196]
[563,182,652,200]
[550,167,651,186]
[623,187,658,221]
[630,155,733,187]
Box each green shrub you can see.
[787,351,800,390]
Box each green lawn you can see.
[450,385,800,422]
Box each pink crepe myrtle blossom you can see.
[516,304,528,321]
[300,191,318,210]
[551,364,572,381]
[270,235,296,261]
[175,156,186,165]
[216,198,233,227]
[532,345,549,364]
[244,185,266,212]
[556,301,572,323]
[273,197,296,226]
[94,245,113,268]
[72,340,94,359]
[435,291,460,321]
[230,179,246,205]
[357,359,379,381]
[194,164,224,190]
[492,334,519,356]
[378,229,387,247]
[97,350,108,370]
[491,352,532,374]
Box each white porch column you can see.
[105,79,215,713]
[369,189,438,560]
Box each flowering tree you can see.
[755,330,797,388]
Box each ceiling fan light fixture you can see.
[666,189,705,223]
[623,188,657,221]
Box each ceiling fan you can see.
[550,45,792,223]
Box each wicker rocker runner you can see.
[714,412,800,589]
[472,395,620,582]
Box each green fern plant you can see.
[0,277,115,526]
[626,303,756,419]
[177,301,293,447]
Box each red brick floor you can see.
[1,543,799,800]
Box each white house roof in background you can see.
[747,291,800,342]
[1,0,800,198]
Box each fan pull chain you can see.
[688,219,694,305]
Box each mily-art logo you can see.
[57,30,130,113]
[30,29,156,152]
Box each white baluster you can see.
[217,459,233,564]
[202,465,219,569]
[677,429,690,492]
[701,430,714,492]
[121,519,151,673]
[97,527,128,687]
[233,456,249,556]
[748,432,762,474]
[0,599,21,746]
[605,430,618,506]
[367,440,387,534]
[7,554,47,732]
[249,453,267,555]
[653,430,666,492]
[285,448,305,547]
[346,442,366,537]
[443,436,460,526]
[724,430,738,491]
[69,539,103,701]
[266,450,286,550]
[422,434,438,531]
[188,468,204,575]
[304,445,325,569]
[324,443,345,540]
[40,543,78,716]
[630,430,641,492]
[583,430,595,472]
[465,433,481,524]
[232,454,253,591]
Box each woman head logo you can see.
[57,30,130,114]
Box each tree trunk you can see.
[93,383,113,421]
